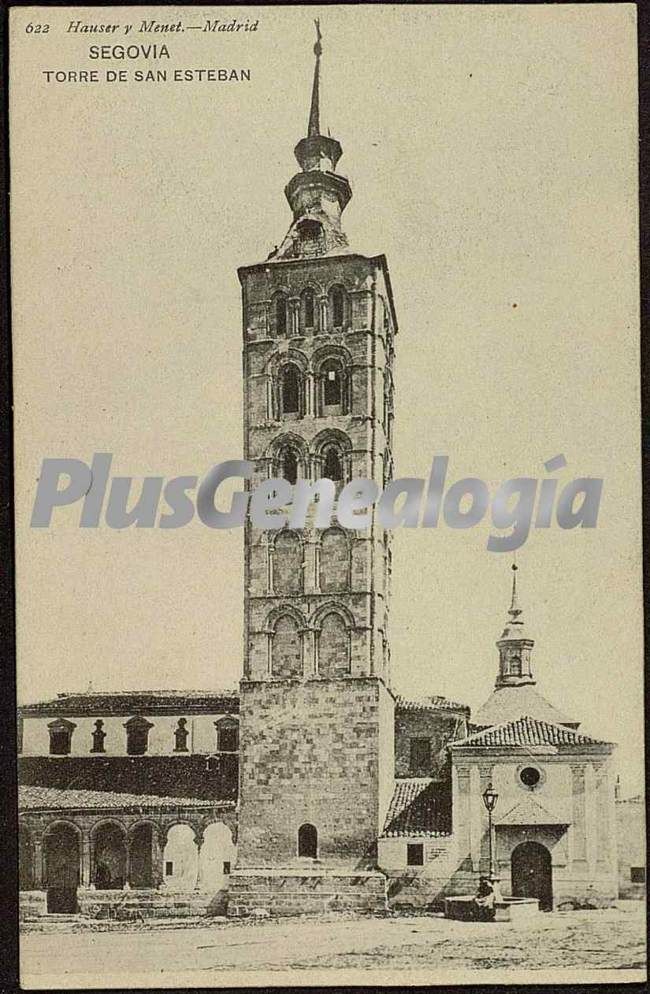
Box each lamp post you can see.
[482,781,499,883]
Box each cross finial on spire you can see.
[308,20,322,137]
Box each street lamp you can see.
[482,781,499,883]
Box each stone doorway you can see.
[45,824,79,913]
[511,840,553,910]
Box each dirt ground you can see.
[20,902,646,988]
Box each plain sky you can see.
[10,5,643,791]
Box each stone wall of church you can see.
[228,869,388,917]
[394,709,467,779]
[237,677,394,869]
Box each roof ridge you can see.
[452,712,609,748]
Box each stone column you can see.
[454,765,471,869]
[305,372,315,417]
[266,375,274,421]
[289,299,300,337]
[571,764,587,874]
[32,836,44,890]
[305,536,318,594]
[80,829,92,888]
[194,832,204,892]
[319,296,327,333]
[157,826,169,889]
[267,540,275,594]
[303,627,317,678]
[151,826,164,889]
[123,836,131,890]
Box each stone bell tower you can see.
[229,24,398,916]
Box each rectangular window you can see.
[49,729,71,755]
[218,727,239,752]
[165,861,173,877]
[410,737,431,774]
[630,866,645,883]
[223,861,231,875]
[407,843,424,866]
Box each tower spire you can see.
[508,562,522,620]
[271,23,352,261]
[308,20,322,138]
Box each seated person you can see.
[474,876,501,920]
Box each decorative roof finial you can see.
[509,561,521,618]
[308,19,323,137]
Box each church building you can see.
[17,28,637,921]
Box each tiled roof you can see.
[19,785,233,812]
[395,694,470,716]
[19,689,239,718]
[473,685,577,729]
[451,715,611,749]
[382,778,452,837]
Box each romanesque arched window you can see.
[329,284,347,329]
[323,445,343,482]
[270,433,307,488]
[275,294,288,336]
[272,531,303,594]
[271,614,302,679]
[280,363,301,416]
[317,612,351,678]
[301,287,316,332]
[314,350,351,416]
[321,358,346,414]
[318,528,350,592]
[298,823,318,858]
[281,446,299,485]
[313,429,351,488]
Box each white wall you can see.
[20,713,238,757]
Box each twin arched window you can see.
[272,351,350,421]
[271,285,349,338]
[269,609,351,680]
